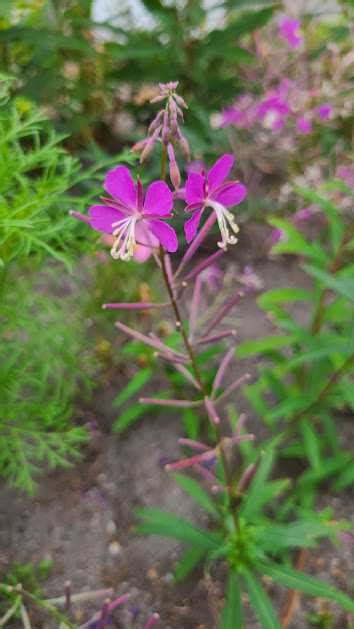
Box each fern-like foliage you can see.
[0,74,129,492]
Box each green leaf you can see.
[266,396,313,423]
[295,187,344,253]
[236,336,294,358]
[173,474,219,518]
[229,7,275,37]
[240,440,285,519]
[256,520,332,551]
[259,562,354,613]
[136,509,223,550]
[174,547,206,582]
[243,569,280,628]
[113,403,148,433]
[221,571,244,629]
[258,288,313,311]
[300,420,321,469]
[304,264,354,304]
[181,408,200,440]
[331,459,354,491]
[112,368,152,408]
[269,218,326,263]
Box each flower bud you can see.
[131,139,147,153]
[162,109,170,145]
[177,131,190,161]
[167,143,181,189]
[148,109,164,135]
[140,125,161,163]
[174,94,188,109]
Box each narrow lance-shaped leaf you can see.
[304,264,354,304]
[112,368,152,408]
[220,570,244,629]
[136,508,223,550]
[174,547,206,583]
[243,569,280,629]
[258,561,354,614]
[173,473,220,518]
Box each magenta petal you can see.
[215,183,247,207]
[89,205,125,234]
[149,220,178,252]
[104,166,137,209]
[185,172,205,205]
[135,221,159,248]
[184,208,204,243]
[143,181,173,216]
[207,154,234,191]
[134,244,152,263]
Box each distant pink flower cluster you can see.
[221,80,333,136]
[337,165,354,190]
[72,155,247,262]
[278,17,303,49]
[219,16,335,138]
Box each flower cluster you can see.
[72,155,247,261]
[278,16,303,50]
[220,78,333,136]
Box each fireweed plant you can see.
[72,83,354,627]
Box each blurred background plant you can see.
[0,0,277,156]
[0,73,137,492]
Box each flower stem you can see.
[159,246,239,531]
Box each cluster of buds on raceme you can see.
[132,81,190,189]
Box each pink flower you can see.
[88,166,178,261]
[270,227,284,246]
[279,17,303,49]
[257,93,290,131]
[221,95,256,129]
[183,154,247,249]
[337,165,354,190]
[297,115,312,134]
[221,105,248,128]
[293,207,314,224]
[315,103,333,121]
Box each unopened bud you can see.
[131,139,147,153]
[140,125,161,163]
[150,94,166,104]
[177,131,190,161]
[162,109,170,145]
[237,462,258,494]
[168,99,179,135]
[174,94,188,109]
[167,143,181,189]
[169,159,181,189]
[148,109,164,135]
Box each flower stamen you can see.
[207,200,239,249]
[111,217,137,260]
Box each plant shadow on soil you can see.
[1,225,353,628]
